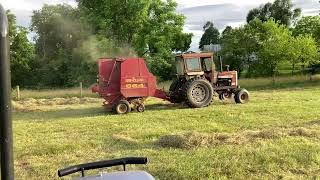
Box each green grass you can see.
[13,78,320,179]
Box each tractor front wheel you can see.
[184,77,213,108]
[234,89,249,104]
[219,92,233,101]
[115,100,131,114]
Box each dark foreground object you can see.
[58,157,154,180]
[0,4,14,180]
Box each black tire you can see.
[183,77,213,108]
[219,92,232,101]
[137,104,145,113]
[115,100,131,114]
[169,79,184,103]
[219,93,225,100]
[234,89,249,104]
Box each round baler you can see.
[92,57,169,114]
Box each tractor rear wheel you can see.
[115,100,131,114]
[183,77,213,108]
[234,89,249,104]
[169,79,184,103]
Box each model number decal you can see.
[125,78,144,83]
[125,83,145,88]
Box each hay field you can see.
[13,76,320,179]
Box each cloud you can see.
[9,9,33,28]
[181,0,320,51]
[2,0,320,51]
[1,0,76,11]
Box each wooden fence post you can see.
[80,82,83,98]
[16,85,20,101]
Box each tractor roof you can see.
[176,52,213,59]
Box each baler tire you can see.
[137,104,145,113]
[183,77,213,108]
[169,79,183,103]
[234,89,249,104]
[115,100,131,114]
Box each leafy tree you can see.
[293,16,320,44]
[31,4,96,87]
[78,0,192,81]
[292,35,319,72]
[77,0,148,44]
[221,21,261,77]
[246,0,301,26]
[255,20,292,77]
[7,10,35,87]
[221,26,232,37]
[199,21,220,50]
[222,19,319,78]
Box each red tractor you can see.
[92,52,249,114]
[169,52,249,108]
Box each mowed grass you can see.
[13,78,320,179]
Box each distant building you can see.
[203,44,222,53]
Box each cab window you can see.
[175,57,184,75]
[185,58,201,71]
[203,58,212,71]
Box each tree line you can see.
[9,0,192,88]
[8,0,320,88]
[199,0,320,78]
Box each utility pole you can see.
[0,4,14,180]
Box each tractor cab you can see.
[175,52,215,77]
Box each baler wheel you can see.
[115,100,131,114]
[184,77,213,108]
[234,89,249,104]
[137,104,145,113]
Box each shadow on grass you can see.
[145,103,186,112]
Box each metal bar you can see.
[58,157,147,177]
[0,4,14,180]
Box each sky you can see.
[1,0,320,51]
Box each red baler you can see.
[92,58,168,114]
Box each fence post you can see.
[16,85,20,101]
[80,82,83,98]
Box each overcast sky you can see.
[1,0,320,50]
